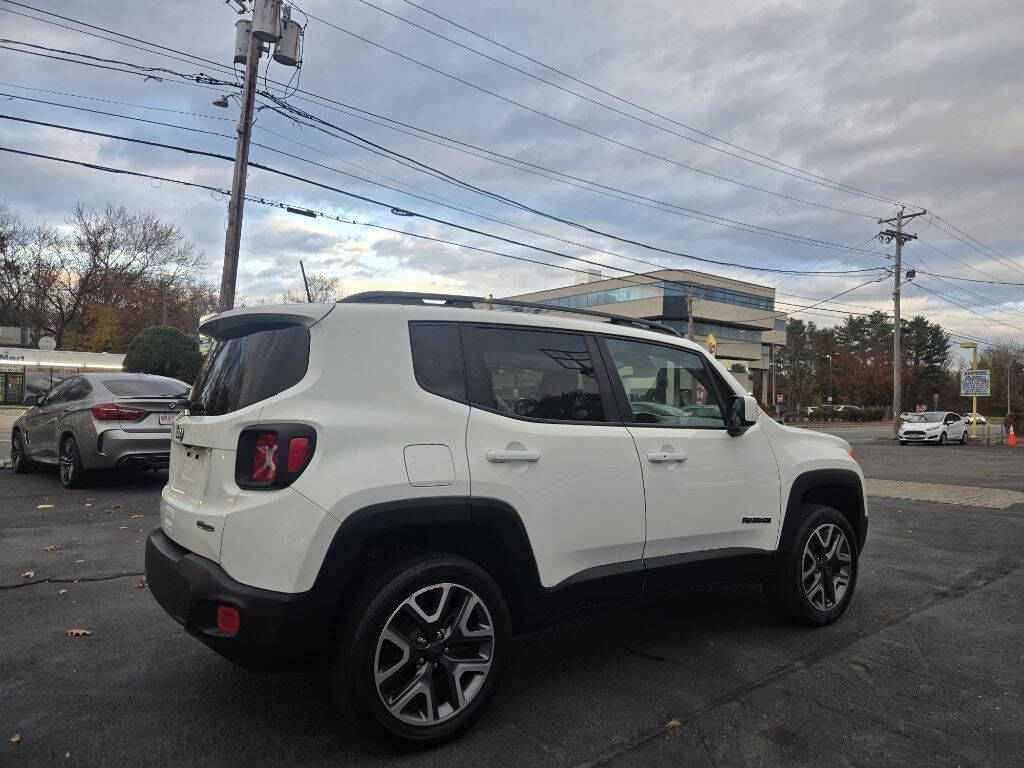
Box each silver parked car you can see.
[11,373,189,487]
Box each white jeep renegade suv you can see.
[146,292,867,745]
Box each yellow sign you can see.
[705,333,717,357]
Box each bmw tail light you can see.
[235,424,316,489]
[91,403,147,421]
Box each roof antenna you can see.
[300,260,312,303]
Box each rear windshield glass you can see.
[102,377,189,397]
[191,324,309,416]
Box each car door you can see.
[947,412,965,440]
[27,378,74,460]
[462,324,646,604]
[598,335,781,593]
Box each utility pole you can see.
[878,206,926,438]
[686,286,694,340]
[218,22,261,313]
[216,0,302,312]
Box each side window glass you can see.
[44,380,72,405]
[604,338,726,428]
[409,323,467,402]
[467,327,606,422]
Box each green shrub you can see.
[123,325,202,383]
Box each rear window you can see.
[191,324,310,416]
[102,377,188,397]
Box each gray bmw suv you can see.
[11,373,189,487]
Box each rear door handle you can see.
[647,451,687,463]
[486,449,540,463]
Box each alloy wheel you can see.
[374,582,494,727]
[12,434,23,467]
[59,439,76,485]
[801,523,852,611]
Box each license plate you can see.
[159,413,176,425]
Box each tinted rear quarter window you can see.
[465,326,606,422]
[192,324,310,416]
[102,377,188,397]
[409,323,467,402]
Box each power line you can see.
[323,0,910,207]
[928,212,1024,274]
[0,112,893,285]
[4,141,1012,350]
[0,130,884,284]
[0,12,906,251]
[245,14,883,218]
[390,0,925,211]
[1,93,886,287]
[0,35,893,256]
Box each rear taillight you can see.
[251,433,279,483]
[235,425,316,489]
[287,437,310,472]
[91,403,147,421]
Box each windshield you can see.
[191,323,310,416]
[102,376,188,397]
[904,412,945,423]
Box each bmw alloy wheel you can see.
[374,582,495,726]
[59,438,77,485]
[801,523,852,611]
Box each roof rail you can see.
[340,291,683,337]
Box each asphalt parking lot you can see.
[2,440,1023,767]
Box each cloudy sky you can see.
[1,0,1022,352]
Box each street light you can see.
[959,342,978,439]
[826,354,833,404]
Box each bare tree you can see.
[280,272,343,303]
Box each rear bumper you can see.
[89,428,172,469]
[144,528,332,671]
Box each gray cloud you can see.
[1,0,1021,342]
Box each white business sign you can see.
[961,369,990,397]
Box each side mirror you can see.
[727,394,759,436]
[24,394,40,406]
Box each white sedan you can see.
[899,411,968,445]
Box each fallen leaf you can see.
[20,571,34,580]
[118,526,128,530]
[666,718,682,728]
[36,504,54,509]
[9,734,20,743]
[136,577,148,588]
[65,628,92,638]
[74,559,84,564]
[44,545,61,553]
[129,514,143,519]
[58,589,68,594]
[83,503,93,508]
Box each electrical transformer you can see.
[252,0,282,42]
[233,19,252,64]
[273,16,302,66]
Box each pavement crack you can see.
[570,555,1023,768]
[1,571,144,590]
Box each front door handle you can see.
[486,449,540,463]
[647,451,688,463]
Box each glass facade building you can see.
[533,280,774,313]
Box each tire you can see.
[938,432,946,445]
[330,552,511,747]
[765,504,859,626]
[11,431,37,474]
[59,435,90,489]
[899,440,907,446]
[960,431,968,445]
